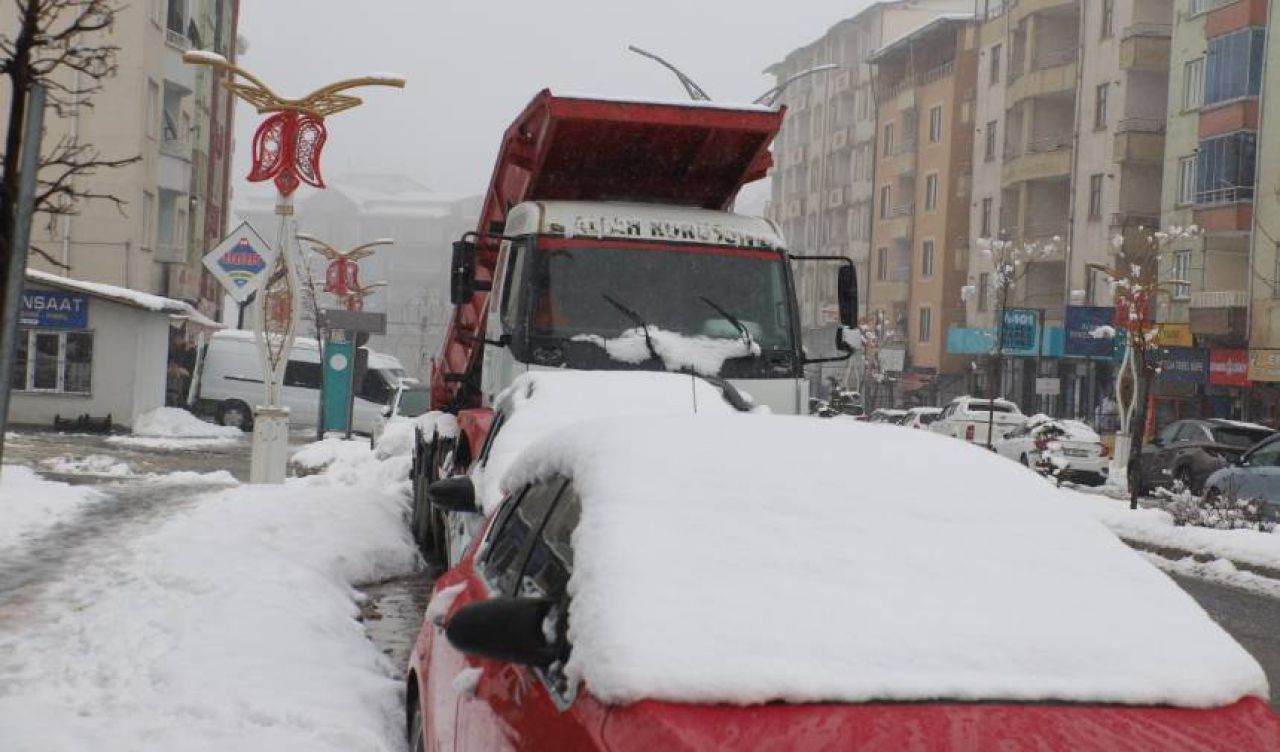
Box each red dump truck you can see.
[410,90,856,555]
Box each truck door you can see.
[481,239,529,404]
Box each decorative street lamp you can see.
[297,234,393,312]
[183,50,404,483]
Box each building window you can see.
[146,79,159,140]
[1177,156,1197,205]
[918,306,932,343]
[924,173,939,211]
[1204,28,1265,106]
[921,240,936,278]
[981,197,993,237]
[1183,58,1204,110]
[877,247,889,281]
[990,44,1002,84]
[1094,83,1109,130]
[1088,174,1103,220]
[1196,131,1257,204]
[928,105,943,143]
[13,329,93,394]
[141,191,155,249]
[882,122,894,156]
[977,272,991,312]
[1172,251,1191,300]
[1100,0,1114,38]
[984,121,997,162]
[879,184,891,218]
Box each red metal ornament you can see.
[247,111,329,196]
[323,256,361,297]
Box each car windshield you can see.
[528,243,795,351]
[397,387,430,417]
[916,412,940,425]
[1211,426,1273,448]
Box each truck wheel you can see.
[217,400,253,431]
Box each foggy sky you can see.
[231,0,873,204]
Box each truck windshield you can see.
[526,243,795,352]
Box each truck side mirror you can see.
[451,238,477,305]
[837,264,858,328]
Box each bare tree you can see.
[972,234,1061,448]
[1,0,138,277]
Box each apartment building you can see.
[764,0,971,352]
[960,0,1172,418]
[1247,3,1280,422]
[1151,0,1268,423]
[17,0,239,321]
[867,15,978,406]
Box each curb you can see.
[1119,537,1280,583]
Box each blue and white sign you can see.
[202,221,274,304]
[1064,306,1117,358]
[21,289,88,329]
[1001,308,1041,357]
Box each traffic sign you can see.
[202,221,274,304]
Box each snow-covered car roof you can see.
[504,415,1266,708]
[1023,414,1101,441]
[472,371,741,514]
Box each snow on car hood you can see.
[472,371,739,514]
[504,415,1268,708]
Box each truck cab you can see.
[480,201,806,413]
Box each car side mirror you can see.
[427,476,478,514]
[837,264,858,328]
[450,238,477,305]
[380,406,393,418]
[446,597,561,667]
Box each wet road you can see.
[1171,573,1280,710]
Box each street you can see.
[1171,573,1280,711]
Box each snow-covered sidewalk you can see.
[0,440,418,752]
[1067,489,1280,577]
[0,465,103,550]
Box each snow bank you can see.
[291,436,375,471]
[0,466,101,550]
[504,415,1267,708]
[417,411,459,440]
[374,416,416,460]
[0,438,417,751]
[573,326,759,377]
[472,371,739,514]
[105,435,240,450]
[133,407,241,438]
[1072,492,1280,573]
[39,454,132,477]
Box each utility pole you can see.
[0,84,47,466]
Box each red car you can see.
[407,415,1280,751]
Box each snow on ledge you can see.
[133,408,241,439]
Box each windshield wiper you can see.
[698,295,758,355]
[601,293,660,362]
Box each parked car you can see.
[409,416,1278,750]
[994,415,1108,485]
[1137,419,1276,495]
[371,381,430,450]
[1202,433,1280,521]
[191,329,404,434]
[930,395,1026,444]
[864,408,907,424]
[899,406,942,429]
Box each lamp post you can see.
[183,51,404,482]
[297,234,393,312]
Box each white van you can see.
[192,329,406,434]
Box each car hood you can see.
[601,697,1280,752]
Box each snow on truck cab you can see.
[413,90,858,557]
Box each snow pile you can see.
[573,326,759,377]
[291,436,378,472]
[1025,414,1101,442]
[373,416,415,460]
[39,454,132,477]
[473,371,739,514]
[133,407,241,438]
[106,435,240,450]
[0,438,417,751]
[0,466,102,550]
[417,410,459,440]
[1072,492,1280,573]
[504,415,1268,708]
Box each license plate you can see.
[1063,449,1088,457]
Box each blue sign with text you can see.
[1001,308,1041,356]
[20,289,87,329]
[1064,306,1116,358]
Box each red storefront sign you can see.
[1209,349,1249,386]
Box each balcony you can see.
[1022,218,1069,243]
[1189,290,1247,340]
[1008,57,1076,104]
[1002,142,1071,184]
[1011,0,1078,21]
[872,279,911,304]
[1113,118,1165,164]
[1120,25,1171,70]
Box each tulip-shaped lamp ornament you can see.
[184,50,404,482]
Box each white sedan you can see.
[994,415,1109,485]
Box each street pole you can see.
[0,84,46,465]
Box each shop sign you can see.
[1155,347,1208,384]
[1064,306,1115,358]
[1248,349,1280,383]
[20,289,87,329]
[1209,349,1249,386]
[878,347,906,373]
[1001,308,1041,357]
[202,221,273,304]
[1035,377,1061,396]
[1154,323,1194,348]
